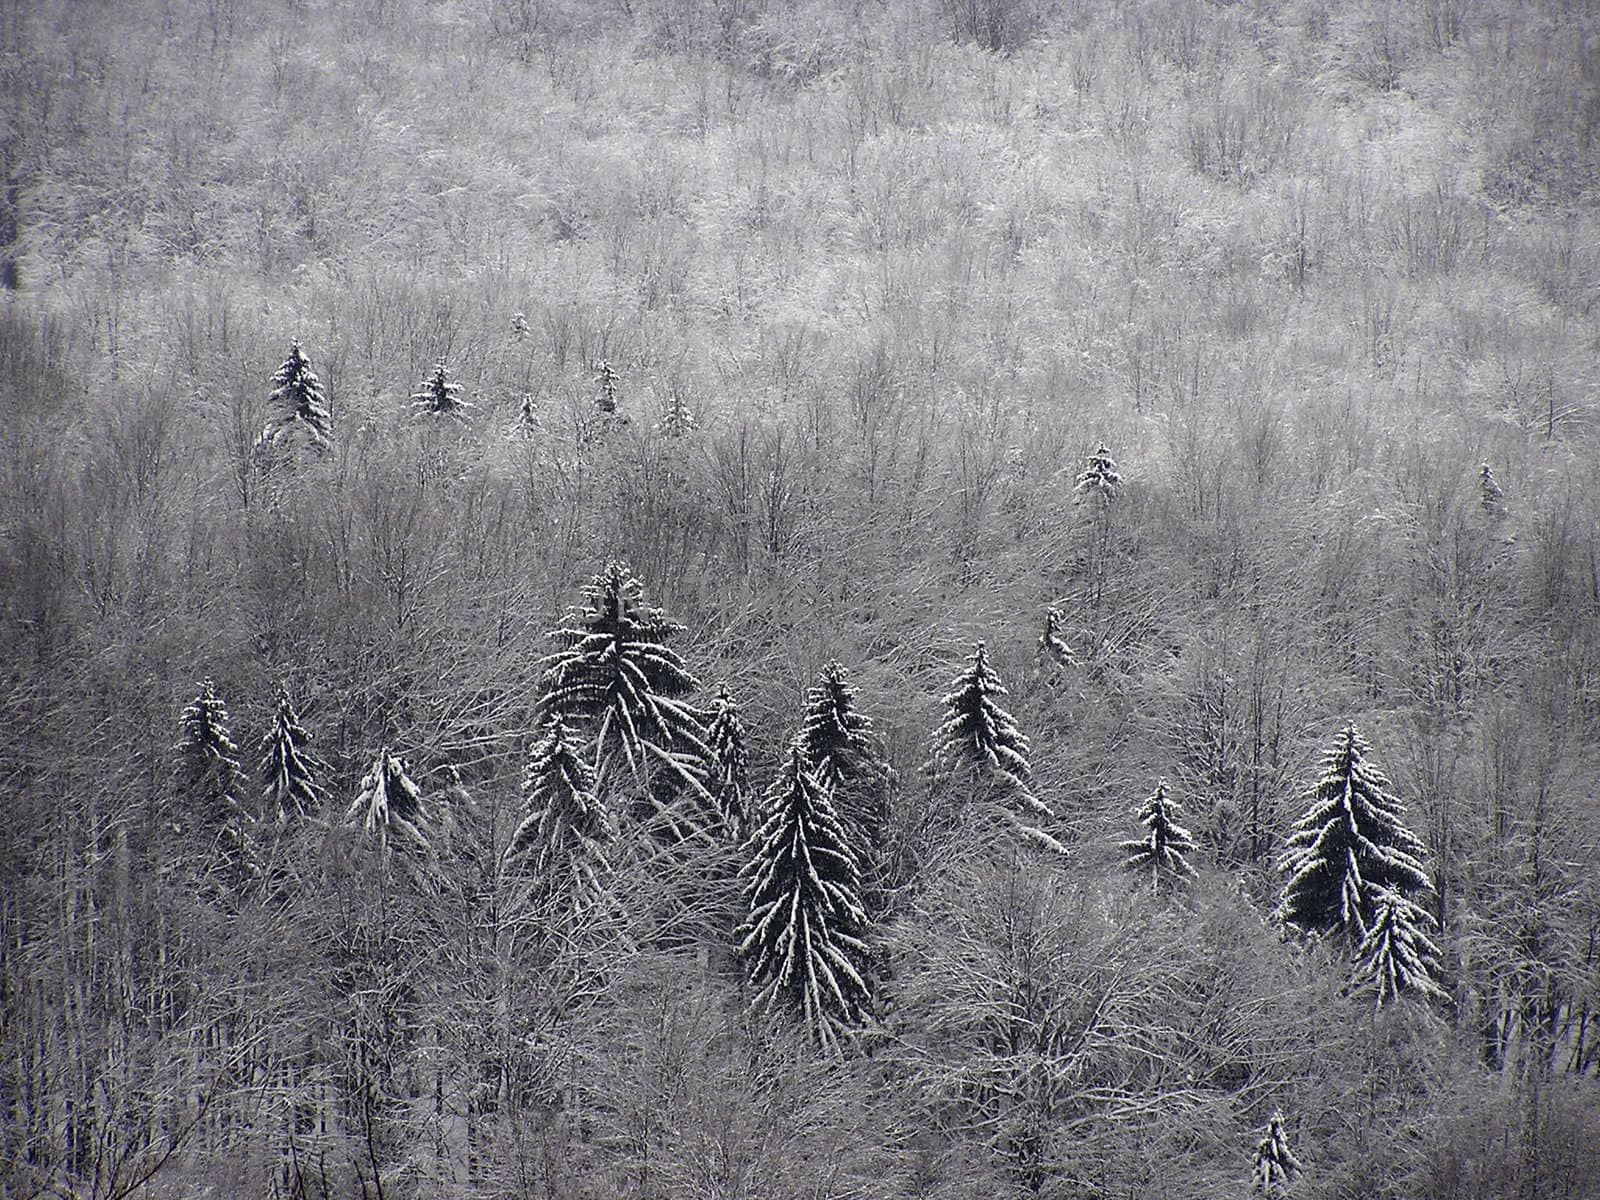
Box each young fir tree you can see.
[1073,442,1122,506]
[411,361,474,422]
[705,682,750,836]
[800,661,889,848]
[1278,726,1430,944]
[506,716,613,904]
[1252,1111,1303,1196]
[1350,887,1446,1008]
[258,340,333,453]
[259,685,322,823]
[539,561,712,807]
[737,741,871,1052]
[1479,461,1504,515]
[1119,778,1197,891]
[658,387,698,437]
[594,358,620,415]
[347,747,431,857]
[1037,606,1076,667]
[930,642,1065,855]
[174,680,257,880]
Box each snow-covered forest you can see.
[2,0,1599,1195]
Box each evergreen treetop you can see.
[737,741,871,1053]
[411,361,474,422]
[347,747,431,857]
[1252,1111,1303,1196]
[1279,726,1429,944]
[705,682,750,836]
[259,340,333,452]
[174,679,257,880]
[259,685,322,823]
[1037,606,1076,666]
[1119,778,1197,890]
[801,659,889,848]
[1074,442,1122,505]
[595,358,619,415]
[539,561,711,794]
[1479,461,1504,514]
[658,387,698,437]
[1350,887,1446,1009]
[507,715,613,903]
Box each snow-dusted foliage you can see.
[801,661,888,847]
[1073,442,1122,505]
[539,562,711,799]
[1351,887,1446,1008]
[1252,1111,1303,1196]
[705,682,750,836]
[506,716,613,903]
[1119,778,1197,890]
[410,361,474,422]
[259,685,322,823]
[347,747,431,856]
[594,358,619,415]
[510,310,530,339]
[1278,726,1429,943]
[257,341,333,453]
[1480,460,1504,514]
[174,679,257,879]
[737,741,871,1053]
[657,387,698,437]
[931,642,1065,854]
[1037,606,1076,666]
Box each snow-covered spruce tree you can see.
[1252,1111,1303,1196]
[1479,460,1504,515]
[801,661,889,847]
[1119,778,1197,891]
[257,340,333,453]
[539,562,712,813]
[1350,886,1446,1008]
[657,387,698,437]
[705,682,750,836]
[347,747,431,857]
[259,685,322,823]
[174,680,257,879]
[594,358,619,415]
[930,642,1065,854]
[506,716,613,904]
[737,741,871,1052]
[1278,726,1429,944]
[1073,442,1122,506]
[1037,606,1075,667]
[411,361,474,422]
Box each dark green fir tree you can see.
[506,716,613,905]
[174,679,258,882]
[1119,778,1197,892]
[259,685,322,823]
[347,747,431,858]
[800,661,889,849]
[705,682,750,836]
[257,340,333,453]
[1252,1111,1303,1197]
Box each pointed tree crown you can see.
[705,682,750,835]
[411,361,474,421]
[175,679,257,878]
[1252,1111,1303,1196]
[1479,461,1504,513]
[507,716,613,902]
[1038,606,1075,666]
[260,685,322,823]
[1351,886,1446,1009]
[737,741,871,1052]
[261,340,333,451]
[347,747,431,855]
[1119,778,1197,888]
[595,359,619,414]
[1074,442,1122,504]
[1279,725,1429,943]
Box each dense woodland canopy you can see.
[2,0,1600,1196]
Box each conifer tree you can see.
[411,361,474,422]
[174,680,257,880]
[1074,442,1122,505]
[931,642,1065,854]
[540,561,711,800]
[1479,461,1504,514]
[1279,726,1429,944]
[1037,606,1075,666]
[658,387,698,437]
[737,742,871,1052]
[506,716,613,904]
[1119,778,1197,891]
[259,685,322,823]
[705,682,750,836]
[257,340,333,453]
[801,661,889,848]
[1252,1111,1303,1196]
[510,311,530,340]
[1350,887,1446,1008]
[594,358,619,415]
[347,747,431,857]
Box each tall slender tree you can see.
[257,340,333,453]
[1350,887,1446,1008]
[539,562,711,807]
[506,716,613,905]
[174,680,257,881]
[347,748,431,858]
[931,642,1065,854]
[259,685,322,823]
[1252,1111,1303,1196]
[704,682,750,836]
[1479,460,1504,515]
[737,742,871,1052]
[1119,778,1197,891]
[1279,726,1430,943]
[800,661,889,848]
